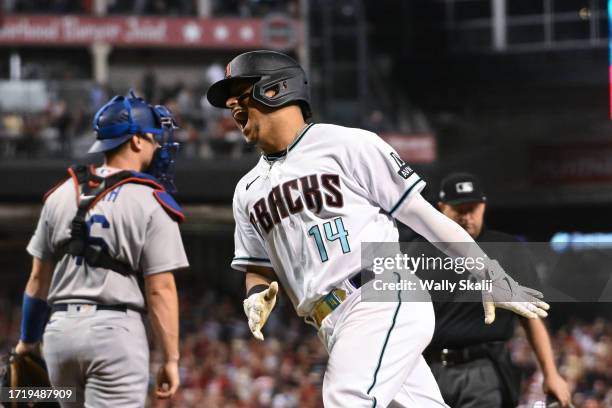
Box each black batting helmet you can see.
[206,50,311,119]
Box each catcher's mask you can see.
[90,91,180,192]
[147,104,180,193]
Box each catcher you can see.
[10,92,189,407]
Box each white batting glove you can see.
[243,281,278,341]
[482,261,550,324]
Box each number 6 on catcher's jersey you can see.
[308,217,351,262]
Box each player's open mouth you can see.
[233,109,249,129]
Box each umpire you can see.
[422,172,571,408]
[13,93,189,407]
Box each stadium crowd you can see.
[0,78,258,160]
[509,316,611,408]
[0,72,399,161]
[147,289,326,408]
[2,290,609,408]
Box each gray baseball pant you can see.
[42,305,149,408]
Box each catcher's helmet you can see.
[89,91,174,154]
[206,50,311,118]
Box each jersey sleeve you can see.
[26,203,53,260]
[353,131,426,216]
[140,206,190,276]
[231,188,273,272]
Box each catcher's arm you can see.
[16,257,54,355]
[145,271,180,399]
[24,257,53,299]
[244,266,278,341]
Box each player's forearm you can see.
[245,266,275,295]
[20,257,54,345]
[394,194,492,280]
[245,271,273,295]
[24,257,54,300]
[146,273,180,363]
[520,317,559,378]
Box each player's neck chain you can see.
[263,123,311,165]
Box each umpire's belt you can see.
[309,270,375,328]
[424,343,495,367]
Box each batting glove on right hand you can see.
[482,260,550,324]
[243,282,278,341]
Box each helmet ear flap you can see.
[252,72,310,113]
[262,82,281,99]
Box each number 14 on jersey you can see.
[308,217,351,262]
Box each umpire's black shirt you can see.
[416,226,541,351]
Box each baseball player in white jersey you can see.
[14,92,189,407]
[206,50,549,407]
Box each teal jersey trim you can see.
[263,123,314,163]
[388,178,423,216]
[367,272,403,405]
[288,123,314,152]
[233,256,271,263]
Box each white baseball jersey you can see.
[231,123,425,316]
[27,166,190,311]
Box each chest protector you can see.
[50,165,184,276]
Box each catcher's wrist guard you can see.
[20,294,50,343]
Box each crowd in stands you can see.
[1,287,610,408]
[0,64,399,161]
[3,0,300,18]
[509,316,611,408]
[0,74,259,160]
[147,289,326,408]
